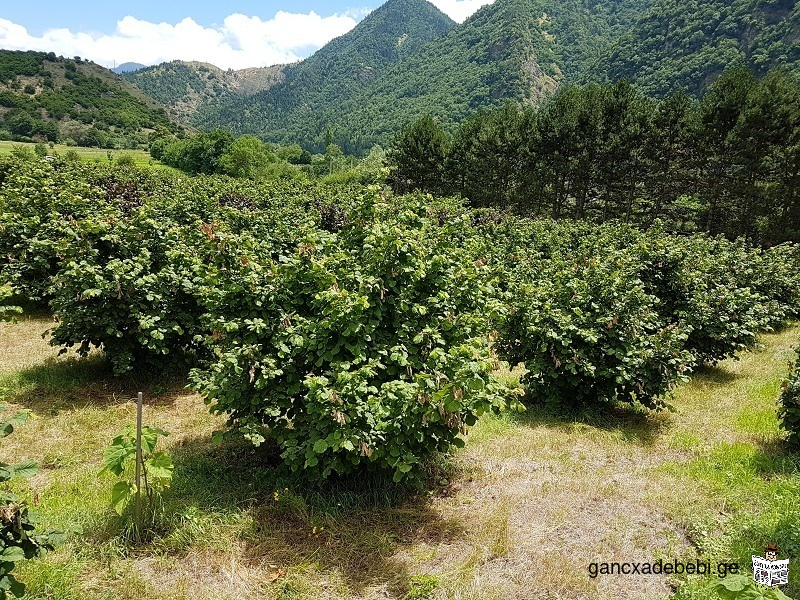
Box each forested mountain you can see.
[594,0,800,95]
[295,0,656,153]
[192,0,654,153]
[5,0,798,153]
[0,50,179,147]
[122,61,285,122]
[191,0,457,151]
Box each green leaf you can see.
[466,377,485,391]
[101,441,134,476]
[145,452,173,481]
[313,439,329,454]
[0,547,24,562]
[140,426,169,454]
[3,411,30,429]
[110,481,134,515]
[712,574,789,600]
[11,460,38,479]
[40,529,68,546]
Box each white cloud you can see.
[0,10,364,70]
[429,0,495,23]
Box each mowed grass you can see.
[0,314,797,600]
[0,140,155,167]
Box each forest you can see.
[387,67,800,244]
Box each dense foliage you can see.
[2,155,799,479]
[190,194,522,483]
[779,349,800,449]
[0,50,178,148]
[595,0,800,96]
[498,245,693,410]
[389,69,800,243]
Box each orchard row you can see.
[2,155,799,483]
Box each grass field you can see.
[0,140,154,166]
[0,315,797,599]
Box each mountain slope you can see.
[192,0,656,153]
[191,0,456,151]
[0,50,179,146]
[336,0,656,130]
[228,0,654,153]
[594,0,800,95]
[122,61,285,122]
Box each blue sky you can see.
[1,2,362,36]
[0,0,493,70]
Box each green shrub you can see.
[49,211,206,373]
[190,196,522,484]
[0,157,112,303]
[779,349,800,449]
[115,154,136,168]
[625,232,768,365]
[498,248,693,410]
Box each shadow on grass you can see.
[510,400,671,446]
[1,353,189,414]
[143,435,466,597]
[506,362,752,446]
[689,364,740,385]
[749,437,800,477]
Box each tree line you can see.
[387,67,800,244]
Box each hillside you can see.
[122,61,286,123]
[0,50,179,147]
[191,0,456,152]
[189,0,655,153]
[313,0,657,152]
[594,0,800,95]
[112,0,799,153]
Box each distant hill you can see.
[304,0,657,151]
[191,0,457,152]
[112,0,800,153]
[188,0,655,153]
[122,61,285,123]
[593,0,800,95]
[111,62,146,74]
[0,50,179,147]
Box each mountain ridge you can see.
[0,50,178,147]
[191,0,456,151]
